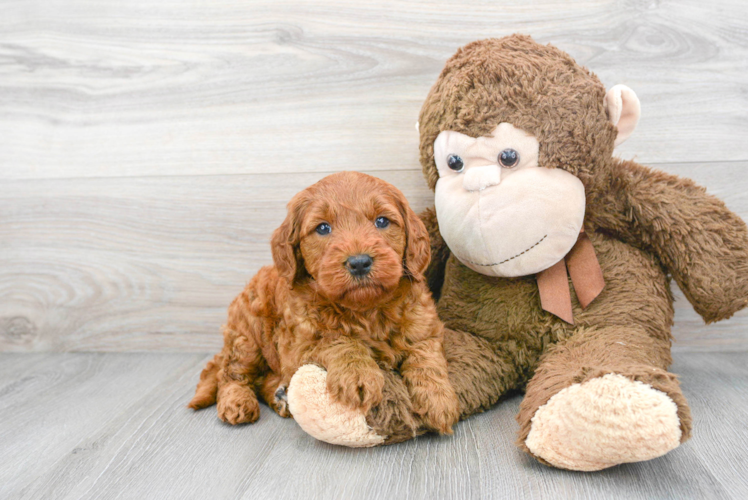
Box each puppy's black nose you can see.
[346,254,373,277]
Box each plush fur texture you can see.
[288,365,386,447]
[525,373,682,471]
[188,171,459,435]
[286,35,748,469]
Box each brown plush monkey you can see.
[286,34,748,471]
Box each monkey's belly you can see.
[436,232,674,354]
[437,255,551,343]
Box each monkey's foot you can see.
[287,364,386,447]
[525,373,682,471]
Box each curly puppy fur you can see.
[189,171,459,435]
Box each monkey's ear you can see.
[604,84,641,147]
[271,194,307,286]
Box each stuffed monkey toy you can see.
[285,34,748,471]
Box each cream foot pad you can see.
[525,373,682,471]
[287,364,386,447]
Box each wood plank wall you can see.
[1,0,747,352]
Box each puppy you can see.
[188,171,459,435]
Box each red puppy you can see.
[189,171,459,435]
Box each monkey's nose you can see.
[346,254,373,277]
[462,165,501,192]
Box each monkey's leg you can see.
[443,327,524,419]
[287,327,524,447]
[516,326,691,471]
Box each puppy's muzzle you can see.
[346,254,373,277]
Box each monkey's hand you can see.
[591,159,748,323]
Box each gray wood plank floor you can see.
[0,351,746,500]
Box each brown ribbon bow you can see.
[535,230,605,324]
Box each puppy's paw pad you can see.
[274,385,288,402]
[526,373,682,471]
[274,384,290,418]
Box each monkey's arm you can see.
[419,207,451,300]
[589,159,748,323]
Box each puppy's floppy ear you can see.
[393,190,430,281]
[271,191,308,286]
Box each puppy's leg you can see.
[217,381,261,425]
[260,372,291,418]
[188,353,224,410]
[215,326,265,425]
[400,337,459,435]
[311,339,384,413]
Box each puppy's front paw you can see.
[415,386,460,435]
[217,384,260,424]
[327,367,385,413]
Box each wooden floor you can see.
[0,351,746,500]
[2,0,748,498]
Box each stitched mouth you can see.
[461,234,548,267]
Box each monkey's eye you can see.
[447,154,464,172]
[498,149,519,168]
[375,216,390,229]
[315,223,331,235]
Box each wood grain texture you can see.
[0,353,207,499]
[0,351,746,499]
[1,0,748,353]
[1,163,747,353]
[0,0,747,181]
[0,169,434,352]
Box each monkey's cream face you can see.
[434,123,586,277]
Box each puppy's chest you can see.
[314,315,406,369]
[348,320,405,368]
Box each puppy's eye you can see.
[447,154,464,172]
[375,216,390,229]
[498,149,519,168]
[315,223,331,235]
